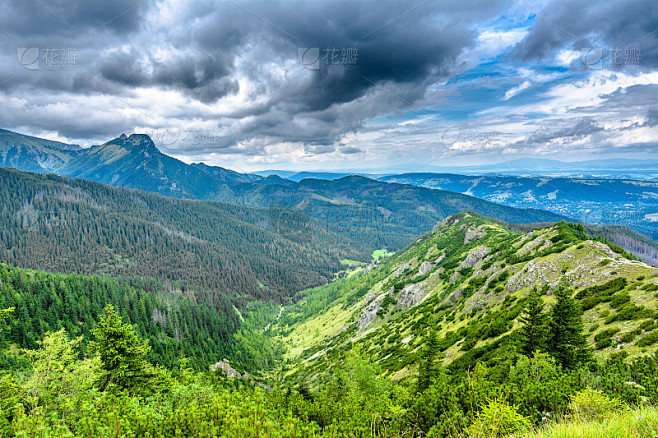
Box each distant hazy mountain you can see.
[379,173,658,242]
[387,158,658,179]
[191,162,262,183]
[252,170,384,182]
[60,134,225,199]
[0,128,81,173]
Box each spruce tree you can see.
[90,304,152,393]
[418,325,441,393]
[519,291,547,356]
[547,284,591,369]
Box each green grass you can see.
[372,248,394,261]
[526,406,658,438]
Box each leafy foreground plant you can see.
[465,398,531,438]
[3,305,658,437]
[526,406,658,438]
[568,388,626,422]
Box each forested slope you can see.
[0,168,364,303]
[0,264,241,370]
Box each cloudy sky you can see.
[0,0,656,172]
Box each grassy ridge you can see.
[272,213,658,385]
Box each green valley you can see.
[3,213,658,437]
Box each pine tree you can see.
[418,324,441,393]
[547,284,591,369]
[90,304,152,393]
[519,291,547,356]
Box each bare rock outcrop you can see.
[458,246,491,270]
[211,359,272,391]
[358,298,381,330]
[364,290,377,305]
[464,226,486,244]
[211,359,242,378]
[506,259,560,292]
[418,261,435,276]
[396,284,429,309]
[391,262,412,279]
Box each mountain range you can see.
[0,129,569,253]
[257,157,658,181]
[379,173,658,244]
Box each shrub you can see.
[581,296,600,311]
[620,329,640,343]
[466,398,531,438]
[611,293,630,309]
[594,328,620,343]
[636,330,658,347]
[568,388,625,421]
[595,338,612,350]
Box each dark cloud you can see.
[591,84,658,111]
[99,50,239,103]
[0,0,144,38]
[0,0,511,149]
[340,146,363,154]
[0,0,654,162]
[645,107,658,126]
[522,118,604,145]
[514,0,658,67]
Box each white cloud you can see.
[503,80,532,100]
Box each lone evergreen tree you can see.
[519,291,547,356]
[90,304,152,393]
[418,324,441,393]
[547,284,591,369]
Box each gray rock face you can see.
[464,226,486,244]
[358,299,381,330]
[506,258,560,292]
[518,234,546,256]
[211,359,242,378]
[391,262,412,279]
[459,246,491,270]
[396,284,428,308]
[418,261,435,275]
[364,290,377,305]
[211,359,272,391]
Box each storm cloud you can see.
[0,0,656,170]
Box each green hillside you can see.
[0,263,243,370]
[212,175,569,252]
[274,212,658,383]
[0,167,365,303]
